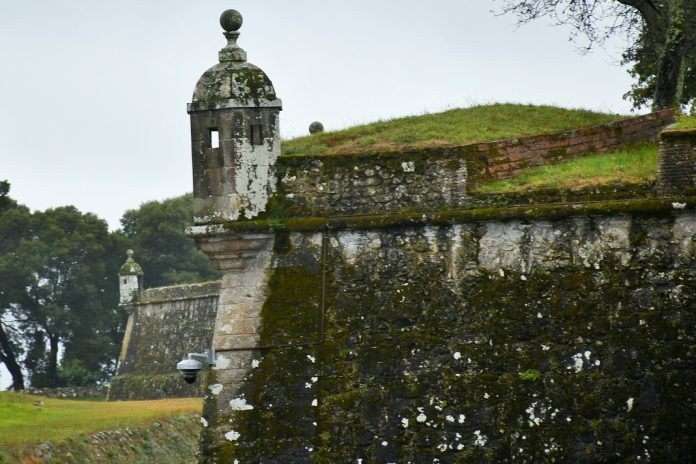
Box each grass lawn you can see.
[673,114,696,129]
[473,143,658,193]
[282,103,624,155]
[0,392,202,448]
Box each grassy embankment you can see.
[673,114,696,129]
[282,103,664,192]
[0,392,202,448]
[282,103,623,155]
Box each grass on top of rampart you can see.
[0,392,202,448]
[473,143,658,193]
[673,114,696,129]
[282,103,624,155]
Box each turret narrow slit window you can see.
[250,124,263,145]
[209,128,219,148]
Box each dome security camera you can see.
[177,357,206,384]
[176,349,215,384]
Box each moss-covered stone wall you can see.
[202,211,696,463]
[108,281,220,401]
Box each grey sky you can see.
[0,0,637,232]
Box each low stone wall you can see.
[656,127,696,194]
[109,281,220,401]
[24,385,108,399]
[276,111,674,217]
[278,148,469,216]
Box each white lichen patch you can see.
[231,138,280,220]
[453,351,462,360]
[570,352,585,372]
[229,397,254,411]
[473,430,488,447]
[311,399,318,406]
[225,430,241,442]
[251,359,260,368]
[479,221,527,273]
[446,415,455,423]
[401,418,409,428]
[208,384,223,395]
[627,397,635,411]
[416,413,427,423]
[215,355,231,370]
[672,202,687,209]
[525,401,544,427]
[337,231,382,265]
[458,414,466,424]
[401,161,415,172]
[307,354,316,363]
[200,417,208,427]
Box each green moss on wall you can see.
[204,216,696,462]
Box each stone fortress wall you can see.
[191,118,696,462]
[108,281,220,401]
[110,7,696,462]
[204,209,696,463]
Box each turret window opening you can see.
[209,128,219,148]
[250,124,263,146]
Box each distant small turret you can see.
[118,249,143,305]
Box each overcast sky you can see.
[0,0,640,231]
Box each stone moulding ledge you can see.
[186,197,696,234]
[133,293,220,306]
[187,98,283,113]
[660,126,696,142]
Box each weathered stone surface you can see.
[108,281,220,401]
[202,212,696,463]
[278,151,470,216]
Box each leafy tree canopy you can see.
[497,0,696,111]
[11,206,124,387]
[1,190,216,390]
[119,193,220,288]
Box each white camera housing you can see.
[176,349,215,384]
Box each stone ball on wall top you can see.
[220,9,243,32]
[309,121,324,135]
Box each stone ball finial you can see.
[126,249,134,258]
[309,121,324,135]
[220,9,243,32]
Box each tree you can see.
[7,207,124,387]
[119,193,220,288]
[0,182,31,390]
[497,0,696,111]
